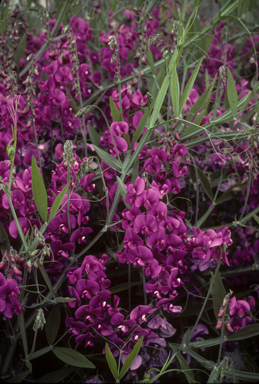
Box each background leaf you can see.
[35,367,75,383]
[170,345,195,383]
[0,220,10,256]
[197,167,214,202]
[109,97,123,122]
[31,156,48,222]
[52,347,95,369]
[226,68,238,116]
[46,304,61,346]
[215,181,248,205]
[212,269,226,319]
[88,123,101,148]
[14,34,27,65]
[171,61,180,117]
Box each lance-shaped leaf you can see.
[93,146,122,172]
[52,347,95,369]
[185,75,217,123]
[14,34,27,65]
[170,345,195,384]
[179,59,203,115]
[46,304,61,346]
[197,167,214,202]
[8,370,31,383]
[39,265,55,299]
[35,366,75,383]
[227,324,259,342]
[131,156,139,183]
[253,214,259,225]
[215,180,248,205]
[118,336,144,380]
[30,346,52,360]
[149,49,179,128]
[105,343,118,381]
[116,176,130,210]
[48,184,69,224]
[212,269,226,319]
[66,88,78,113]
[170,61,180,117]
[110,97,123,122]
[226,68,238,117]
[31,156,48,223]
[0,221,10,256]
[88,123,101,148]
[109,282,139,294]
[131,100,154,147]
[0,1,9,36]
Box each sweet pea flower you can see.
[133,214,157,236]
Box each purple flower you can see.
[130,305,155,323]
[125,177,145,205]
[70,227,93,244]
[133,214,157,236]
[127,246,153,266]
[229,297,251,317]
[110,121,129,135]
[75,279,100,299]
[135,189,160,209]
[124,228,143,250]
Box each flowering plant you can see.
[0,0,259,383]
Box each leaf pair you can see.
[105,336,143,382]
[31,156,68,224]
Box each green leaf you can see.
[170,345,195,383]
[93,146,122,172]
[131,101,153,148]
[212,269,226,319]
[46,304,61,346]
[185,75,217,123]
[14,34,27,65]
[35,367,75,383]
[8,370,31,383]
[52,347,95,369]
[30,346,52,360]
[197,167,214,202]
[179,59,203,115]
[105,343,118,381]
[124,129,152,175]
[171,61,180,118]
[253,214,259,225]
[116,176,130,210]
[226,68,238,117]
[66,88,78,113]
[87,123,101,148]
[215,180,248,205]
[0,220,10,256]
[50,0,69,38]
[109,97,123,122]
[39,265,55,300]
[31,156,48,223]
[149,49,179,128]
[0,1,9,36]
[131,156,139,183]
[109,282,139,294]
[54,297,76,303]
[118,336,144,380]
[227,324,259,342]
[48,184,69,224]
[146,49,155,74]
